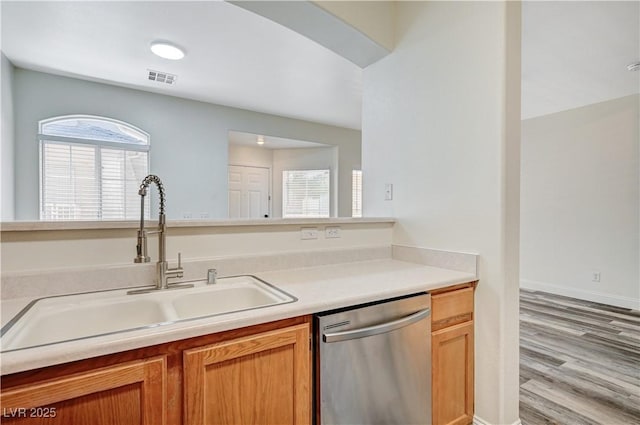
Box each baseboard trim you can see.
[521,279,640,310]
[473,415,522,425]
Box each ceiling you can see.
[228,130,330,150]
[522,1,640,119]
[2,1,638,127]
[1,1,363,129]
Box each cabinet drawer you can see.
[431,287,474,325]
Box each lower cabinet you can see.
[1,317,311,425]
[183,324,311,425]
[431,284,476,425]
[0,356,167,425]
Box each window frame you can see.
[38,115,151,221]
[282,168,331,219]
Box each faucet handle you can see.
[207,268,217,285]
[167,252,184,280]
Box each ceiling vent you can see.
[147,70,177,85]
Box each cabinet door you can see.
[432,321,474,425]
[183,323,310,425]
[0,356,166,425]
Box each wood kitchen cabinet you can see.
[0,356,167,425]
[183,323,311,425]
[431,284,476,425]
[0,316,311,425]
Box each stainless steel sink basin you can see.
[1,275,296,352]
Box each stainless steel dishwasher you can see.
[315,292,431,425]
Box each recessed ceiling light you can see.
[257,136,265,145]
[150,41,185,60]
[627,61,640,72]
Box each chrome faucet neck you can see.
[138,174,166,214]
[132,175,184,292]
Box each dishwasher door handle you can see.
[322,307,431,343]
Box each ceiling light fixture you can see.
[627,61,640,72]
[257,136,265,145]
[150,41,185,60]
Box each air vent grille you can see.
[323,321,350,330]
[148,70,177,85]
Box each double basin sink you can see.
[1,275,296,352]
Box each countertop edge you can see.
[0,217,396,232]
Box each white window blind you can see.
[39,116,150,221]
[352,170,362,218]
[282,169,330,218]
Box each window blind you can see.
[282,169,330,218]
[39,116,150,221]
[41,141,149,220]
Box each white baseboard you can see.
[473,415,521,425]
[521,279,640,310]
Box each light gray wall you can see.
[1,53,15,220]
[521,94,639,308]
[13,68,361,219]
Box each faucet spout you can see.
[131,174,187,293]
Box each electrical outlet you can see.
[182,212,192,219]
[325,226,341,238]
[592,272,601,282]
[301,227,318,240]
[199,212,210,219]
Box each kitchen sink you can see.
[1,298,169,351]
[172,275,295,320]
[0,275,296,352]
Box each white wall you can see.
[1,221,392,273]
[228,145,274,169]
[1,53,15,221]
[362,2,521,424]
[12,68,361,220]
[521,94,640,309]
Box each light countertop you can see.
[0,259,476,375]
[0,217,395,232]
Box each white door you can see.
[228,165,270,218]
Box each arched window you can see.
[39,115,150,220]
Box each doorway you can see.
[228,165,270,219]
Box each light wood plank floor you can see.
[520,289,640,425]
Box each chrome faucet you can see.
[129,174,192,294]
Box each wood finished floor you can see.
[520,289,640,425]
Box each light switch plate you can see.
[384,183,393,200]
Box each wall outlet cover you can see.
[325,226,341,238]
[301,227,319,240]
